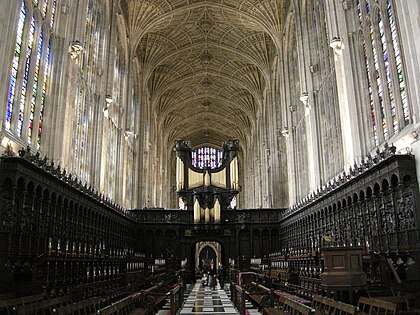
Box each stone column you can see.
[324,0,364,167]
[294,2,321,192]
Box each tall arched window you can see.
[28,29,43,144]
[5,0,57,148]
[6,1,26,131]
[17,16,36,137]
[37,41,51,149]
[357,0,410,146]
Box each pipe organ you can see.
[174,139,240,223]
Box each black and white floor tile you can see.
[155,279,262,315]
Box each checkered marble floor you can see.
[159,280,262,315]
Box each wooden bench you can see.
[375,296,410,312]
[275,282,317,300]
[146,291,167,310]
[245,282,274,309]
[15,294,73,314]
[263,307,284,315]
[97,281,182,315]
[0,293,15,300]
[249,292,264,304]
[358,296,397,315]
[230,283,246,315]
[54,296,105,314]
[263,294,314,315]
[274,290,311,306]
[168,282,183,315]
[299,277,322,299]
[311,295,357,315]
[279,295,314,315]
[0,294,45,314]
[97,293,144,315]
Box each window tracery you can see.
[37,42,50,149]
[357,0,409,145]
[191,146,223,169]
[28,29,43,144]
[5,0,56,148]
[17,16,36,137]
[6,1,26,131]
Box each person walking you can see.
[208,266,217,290]
[218,263,225,290]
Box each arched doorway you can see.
[193,241,224,274]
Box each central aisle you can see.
[179,281,239,315]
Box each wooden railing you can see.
[311,295,357,315]
[54,297,105,315]
[230,283,246,315]
[96,281,183,315]
[358,296,397,315]
[0,294,75,315]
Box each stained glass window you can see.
[6,1,26,130]
[28,30,43,144]
[17,16,36,137]
[357,1,362,20]
[6,1,55,147]
[73,83,82,163]
[378,12,397,133]
[387,0,409,125]
[371,24,388,140]
[365,0,370,14]
[191,146,223,169]
[362,40,378,145]
[42,0,48,18]
[50,0,56,28]
[37,42,51,149]
[357,0,409,145]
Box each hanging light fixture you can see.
[105,95,113,104]
[68,40,83,59]
[330,37,343,51]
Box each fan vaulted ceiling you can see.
[120,0,288,148]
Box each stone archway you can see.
[195,241,222,271]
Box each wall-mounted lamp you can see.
[105,95,113,104]
[300,92,311,115]
[103,95,113,119]
[124,130,138,140]
[103,107,109,119]
[330,37,343,52]
[309,64,319,73]
[281,127,289,138]
[68,40,83,59]
[300,92,309,106]
[289,104,297,112]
